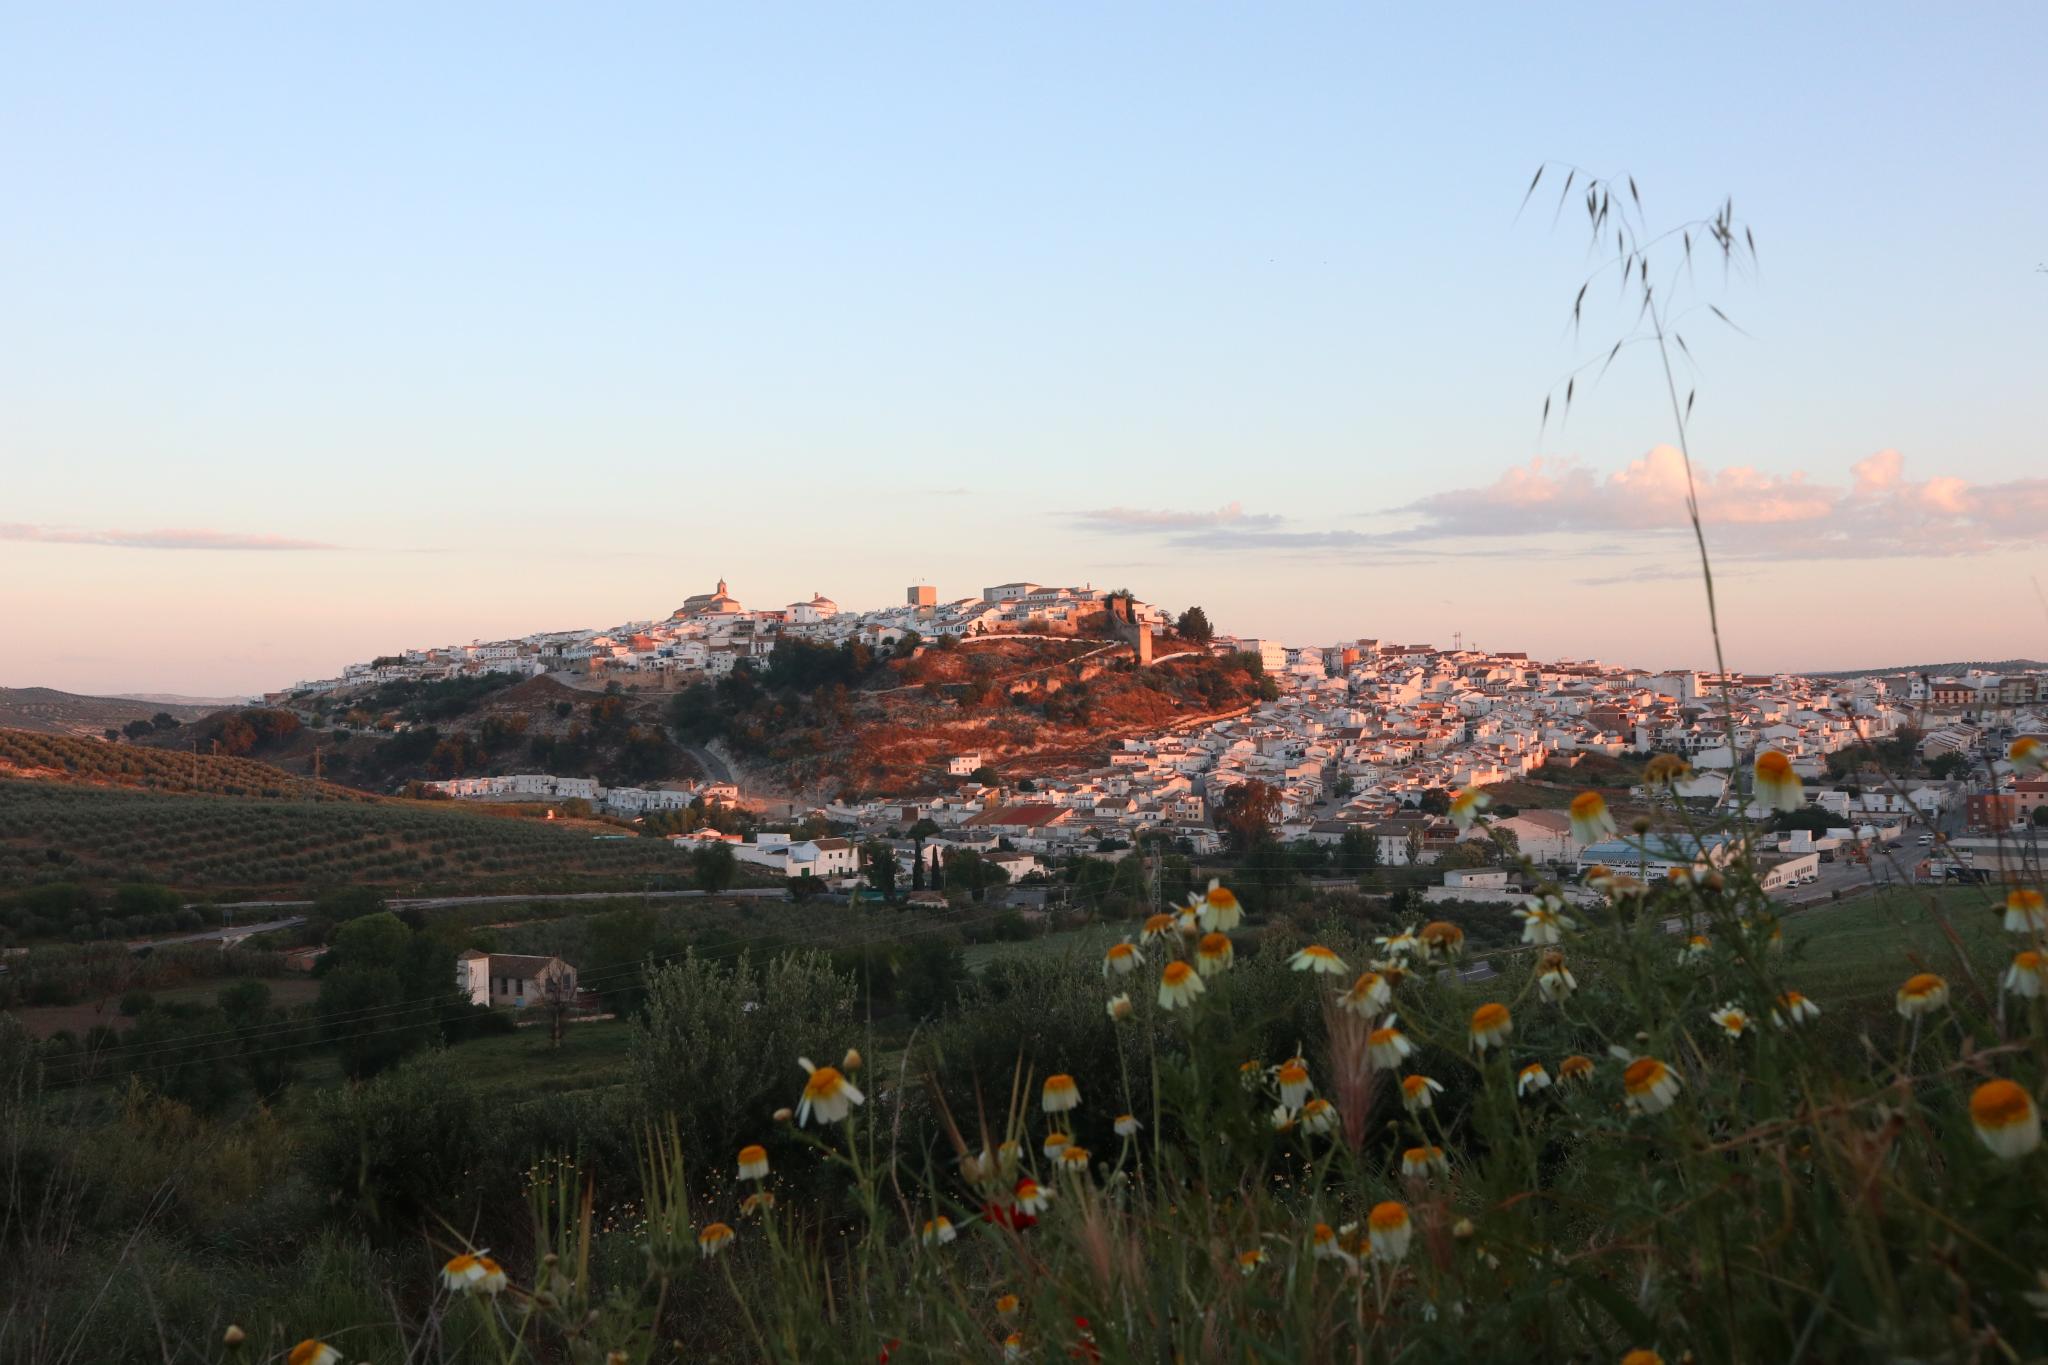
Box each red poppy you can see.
[981,1200,1037,1231]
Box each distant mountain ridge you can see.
[1814,658,2047,679]
[0,687,220,738]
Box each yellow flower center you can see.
[1971,1079,2032,1128]
[1367,1200,1409,1231]
[1901,973,1944,998]
[1472,1003,1510,1031]
[1162,961,1194,985]
[1623,1057,1665,1092]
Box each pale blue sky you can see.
[4,4,2044,693]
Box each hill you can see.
[668,633,1270,796]
[117,629,1263,801]
[138,673,707,795]
[0,778,696,895]
[0,727,373,801]
[0,686,218,738]
[0,727,717,896]
[1815,658,2047,679]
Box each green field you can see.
[0,778,696,894]
[1777,884,2009,1006]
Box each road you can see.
[686,744,734,784]
[129,916,306,950]
[182,887,787,917]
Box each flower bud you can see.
[773,1106,795,1123]
[1630,815,1652,835]
[222,1326,246,1348]
[842,1047,864,1073]
[1451,1218,1475,1240]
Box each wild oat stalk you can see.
[1525,165,1760,783]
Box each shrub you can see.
[629,949,857,1170]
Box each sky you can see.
[3,3,2045,696]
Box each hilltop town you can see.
[259,578,2048,896]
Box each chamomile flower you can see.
[1419,920,1466,960]
[1710,1004,1752,1039]
[1056,1144,1092,1175]
[1678,935,1711,966]
[1275,1059,1313,1109]
[1619,1352,1667,1365]
[996,1294,1020,1317]
[1114,1114,1142,1138]
[440,1252,507,1295]
[1236,1248,1268,1276]
[1269,1104,1297,1134]
[1041,1073,1080,1114]
[1101,940,1144,977]
[1157,960,1206,1010]
[1042,1132,1070,1161]
[1013,1177,1052,1214]
[1644,753,1692,784]
[1368,1016,1416,1069]
[1298,1097,1338,1134]
[698,1222,735,1258]
[1469,1002,1513,1053]
[1195,932,1236,976]
[736,1144,769,1182]
[1105,993,1133,1021]
[1449,786,1492,831]
[1570,790,1618,844]
[1401,1144,1449,1178]
[796,1057,865,1126]
[1238,1059,1265,1091]
[1375,925,1420,958]
[740,1190,776,1216]
[2004,889,2048,934]
[1558,1054,1595,1084]
[2004,951,2047,999]
[1339,970,1392,1018]
[1770,991,1821,1028]
[1896,972,1950,1019]
[1197,880,1243,932]
[921,1216,957,1246]
[1366,1201,1413,1262]
[1752,749,1804,812]
[1516,1062,1552,1097]
[1622,1056,1682,1115]
[1970,1079,2041,1159]
[288,1343,340,1365]
[2006,735,2045,773]
[1003,1332,1024,1360]
[1140,913,1176,945]
[1309,1222,1353,1266]
[1515,898,1574,945]
[1289,943,1350,974]
[1400,1074,1444,1111]
[1536,950,1577,1003]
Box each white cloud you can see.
[1074,501,1284,531]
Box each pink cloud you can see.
[1397,448,2048,560]
[0,524,339,551]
